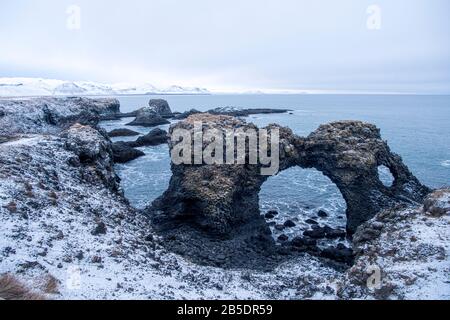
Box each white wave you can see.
[441,160,450,167]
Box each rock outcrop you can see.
[112,142,145,163]
[0,97,120,135]
[150,115,430,267]
[299,121,430,233]
[148,99,173,117]
[108,128,140,137]
[338,189,450,300]
[173,108,202,120]
[173,107,291,120]
[208,106,292,117]
[126,107,170,127]
[125,128,168,148]
[62,124,120,190]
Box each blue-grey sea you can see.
[100,94,450,241]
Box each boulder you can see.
[62,124,119,191]
[320,244,354,264]
[317,210,328,218]
[148,99,172,117]
[173,108,202,120]
[423,189,450,217]
[126,107,170,127]
[126,128,168,147]
[284,220,296,228]
[265,212,275,220]
[112,142,145,163]
[305,219,318,225]
[291,236,317,248]
[303,228,327,239]
[108,128,140,137]
[325,228,346,239]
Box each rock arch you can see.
[259,166,347,241]
[149,115,430,267]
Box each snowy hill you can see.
[0,78,210,97]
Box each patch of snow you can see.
[0,77,210,97]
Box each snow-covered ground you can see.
[0,78,210,97]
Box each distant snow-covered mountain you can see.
[0,78,210,97]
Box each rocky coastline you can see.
[0,97,448,300]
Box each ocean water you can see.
[100,94,450,242]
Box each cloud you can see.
[0,0,449,93]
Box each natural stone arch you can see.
[298,121,430,233]
[149,115,430,267]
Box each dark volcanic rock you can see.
[112,142,145,163]
[265,212,275,220]
[108,128,140,137]
[303,121,430,233]
[283,220,296,228]
[305,219,318,225]
[148,99,173,117]
[422,189,450,217]
[91,222,107,235]
[317,210,328,218]
[126,128,168,147]
[320,244,354,264]
[62,124,119,191]
[173,109,202,120]
[325,228,346,239]
[291,236,317,248]
[174,107,291,120]
[99,111,138,121]
[126,107,170,127]
[208,106,291,117]
[149,115,429,268]
[303,225,346,240]
[303,228,327,239]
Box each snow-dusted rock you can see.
[126,107,170,127]
[61,124,119,190]
[337,189,450,300]
[423,188,450,217]
[0,97,120,135]
[148,99,172,117]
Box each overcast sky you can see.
[0,0,449,93]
